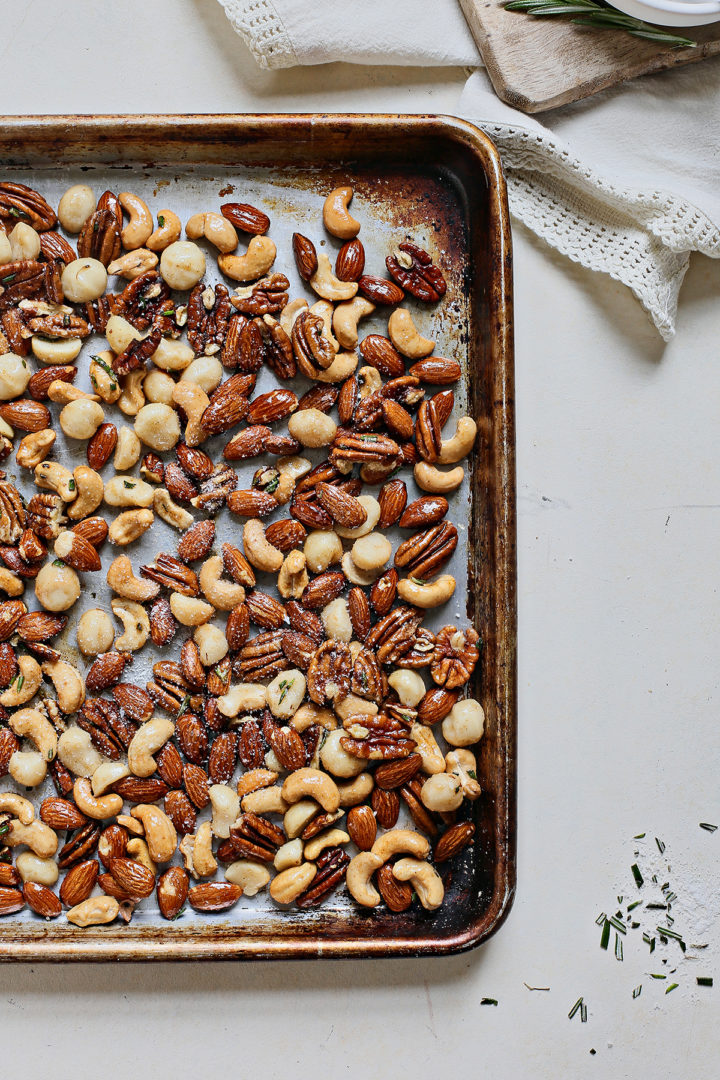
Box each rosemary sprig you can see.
[504,0,697,49]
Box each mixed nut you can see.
[0,178,484,926]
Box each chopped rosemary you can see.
[650,973,666,980]
[697,977,713,986]
[665,982,679,995]
[599,920,610,950]
[643,934,656,953]
[655,838,665,854]
[627,900,642,912]
[157,215,165,228]
[480,998,498,1006]
[633,833,646,839]
[14,674,23,692]
[615,934,623,961]
[52,558,65,568]
[595,912,607,925]
[523,983,550,991]
[2,273,16,284]
[123,480,136,488]
[278,678,294,705]
[632,985,642,999]
[568,996,584,1020]
[504,0,697,48]
[68,479,76,491]
[580,1002,588,1023]
[700,823,718,833]
[631,864,643,887]
[177,694,191,719]
[608,916,626,934]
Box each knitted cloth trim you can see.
[220,0,297,68]
[464,122,720,340]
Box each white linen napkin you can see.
[219,0,720,339]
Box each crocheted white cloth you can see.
[219,0,720,339]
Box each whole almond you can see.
[157,866,189,919]
[86,422,118,469]
[347,587,371,640]
[246,590,286,630]
[0,887,24,916]
[71,516,109,546]
[358,335,405,377]
[164,462,198,503]
[164,789,197,835]
[358,275,404,306]
[381,399,414,440]
[416,687,459,725]
[0,399,51,432]
[177,518,215,562]
[346,805,377,851]
[408,357,462,385]
[300,571,345,611]
[0,864,21,887]
[374,752,423,790]
[264,519,307,552]
[221,543,256,586]
[113,777,168,803]
[149,597,178,647]
[97,873,133,901]
[109,857,156,899]
[223,425,272,461]
[292,232,318,282]
[316,483,367,529]
[247,389,298,425]
[371,787,400,830]
[59,859,99,907]
[434,821,476,863]
[155,740,184,788]
[0,600,27,642]
[85,651,129,691]
[398,495,449,529]
[296,384,339,414]
[57,531,102,572]
[0,641,16,687]
[23,881,62,918]
[225,603,250,650]
[40,796,88,831]
[98,825,129,869]
[16,610,67,642]
[377,863,413,912]
[221,202,270,235]
[183,763,210,809]
[378,478,408,529]
[226,489,278,518]
[188,881,242,912]
[28,364,77,401]
[176,442,214,480]
[0,726,20,776]
[201,375,252,435]
[335,238,365,282]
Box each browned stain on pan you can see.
[0,114,515,961]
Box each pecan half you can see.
[386,242,446,302]
[430,626,480,689]
[230,274,289,316]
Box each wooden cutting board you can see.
[460,0,720,112]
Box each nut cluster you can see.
[0,179,483,926]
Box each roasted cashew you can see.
[219,236,276,282]
[414,461,464,494]
[209,784,240,839]
[48,381,100,405]
[445,749,482,800]
[126,836,157,875]
[118,192,153,249]
[186,212,238,254]
[304,828,350,861]
[280,297,308,337]
[66,465,104,520]
[387,308,435,359]
[172,380,209,447]
[243,519,283,574]
[0,793,34,825]
[127,717,175,778]
[282,800,319,838]
[315,349,358,384]
[107,555,158,602]
[332,296,375,350]
[371,828,430,862]
[277,550,308,599]
[290,702,336,733]
[16,428,56,469]
[107,248,158,280]
[323,186,360,240]
[112,598,150,651]
[131,804,177,862]
[197,555,245,611]
[396,574,456,609]
[108,508,154,546]
[57,726,104,777]
[410,722,445,775]
[169,592,214,627]
[310,253,357,302]
[66,895,119,927]
[0,568,24,597]
[92,760,130,796]
[309,300,339,353]
[392,858,444,910]
[73,776,123,820]
[336,772,374,808]
[153,488,193,531]
[180,821,217,879]
[104,475,154,509]
[357,365,383,398]
[117,370,146,416]
[6,820,58,859]
[41,659,86,714]
[146,209,182,252]
[195,620,228,666]
[217,683,267,717]
[282,767,340,813]
[242,785,288,816]
[437,416,477,465]
[236,767,277,800]
[270,863,317,904]
[1,658,43,709]
[34,460,77,502]
[346,852,383,907]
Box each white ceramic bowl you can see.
[611,0,720,26]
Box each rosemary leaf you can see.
[504,0,697,48]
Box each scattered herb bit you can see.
[278,678,294,705]
[2,273,16,284]
[523,983,550,991]
[14,674,24,692]
[467,769,478,781]
[52,558,65,568]
[608,916,626,935]
[645,903,667,911]
[700,823,718,833]
[631,864,644,887]
[170,907,186,920]
[627,900,642,912]
[589,1049,596,1056]
[632,985,642,999]
[643,934,656,952]
[410,576,427,586]
[123,480,136,488]
[634,833,646,839]
[596,912,607,925]
[568,996,584,1020]
[91,354,116,378]
[665,982,679,995]
[177,694,191,719]
[157,215,165,228]
[67,479,76,491]
[600,919,611,950]
[480,998,498,1006]
[580,1002,588,1023]
[690,944,709,950]
[655,838,666,854]
[615,934,623,961]
[650,973,666,980]
[697,977,713,986]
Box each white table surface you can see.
[2,3,719,1077]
